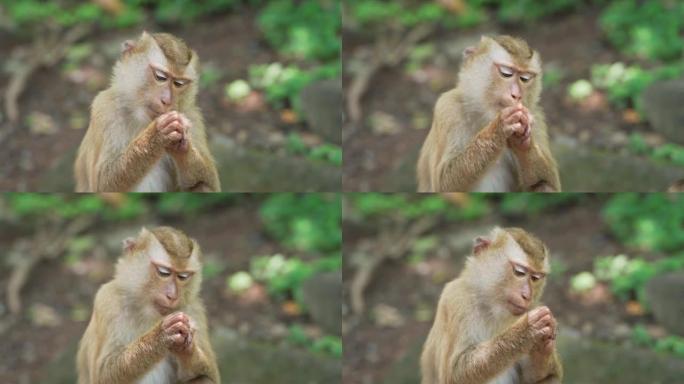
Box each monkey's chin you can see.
[507,301,527,316]
[154,302,175,316]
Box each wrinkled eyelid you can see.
[499,66,514,75]
[157,266,170,273]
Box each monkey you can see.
[74,32,221,192]
[416,35,561,192]
[420,227,562,384]
[77,226,221,384]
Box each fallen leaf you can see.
[625,300,645,316]
[622,109,641,124]
[282,300,301,316]
[280,109,299,124]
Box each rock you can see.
[38,136,341,192]
[381,328,684,384]
[38,148,77,191]
[300,79,341,145]
[301,272,342,336]
[213,328,341,384]
[41,327,341,384]
[645,272,684,336]
[643,79,684,144]
[211,136,341,192]
[553,141,684,192]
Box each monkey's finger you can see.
[163,312,186,328]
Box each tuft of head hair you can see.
[149,226,194,261]
[150,33,193,67]
[502,227,548,265]
[492,35,534,60]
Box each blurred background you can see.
[0,0,341,192]
[342,0,684,191]
[343,193,684,383]
[0,193,341,383]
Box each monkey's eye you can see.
[512,264,527,277]
[173,80,187,88]
[153,70,168,82]
[156,266,171,277]
[520,73,533,83]
[498,65,514,78]
[177,272,192,281]
[530,273,544,282]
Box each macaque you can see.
[421,227,562,384]
[77,226,221,384]
[417,35,560,192]
[74,32,220,192]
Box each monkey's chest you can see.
[132,156,174,192]
[471,150,516,192]
[488,365,519,384]
[137,357,176,384]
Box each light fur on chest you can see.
[471,149,516,192]
[136,357,176,384]
[132,155,175,192]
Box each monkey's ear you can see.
[463,46,476,59]
[473,236,490,255]
[122,237,136,252]
[121,40,135,56]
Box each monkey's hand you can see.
[500,104,528,139]
[525,306,555,349]
[161,312,194,353]
[530,308,557,355]
[156,111,190,153]
[507,103,533,151]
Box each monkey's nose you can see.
[511,92,521,101]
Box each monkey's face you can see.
[150,261,195,315]
[503,260,546,316]
[112,32,198,122]
[489,63,537,110]
[144,64,193,119]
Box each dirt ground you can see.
[0,9,324,191]
[342,198,666,384]
[0,200,323,383]
[342,6,663,191]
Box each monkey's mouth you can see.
[147,105,164,118]
[507,301,528,316]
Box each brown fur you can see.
[420,227,562,384]
[416,35,561,192]
[74,32,220,192]
[76,227,220,384]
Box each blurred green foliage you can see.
[592,253,684,303]
[590,62,684,111]
[347,193,489,221]
[258,0,340,61]
[347,0,484,28]
[633,324,684,358]
[628,133,684,167]
[249,253,341,301]
[288,324,342,357]
[603,194,684,252]
[260,194,341,253]
[285,133,342,166]
[248,61,341,111]
[499,193,583,215]
[600,0,684,61]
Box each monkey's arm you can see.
[511,120,561,192]
[435,117,507,191]
[520,345,563,384]
[94,120,166,192]
[170,121,221,192]
[94,322,168,384]
[449,318,532,384]
[176,326,221,383]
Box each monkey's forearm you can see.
[512,140,561,192]
[170,144,220,192]
[95,324,167,384]
[436,119,506,191]
[452,320,532,384]
[176,342,220,383]
[523,348,562,384]
[96,122,164,191]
